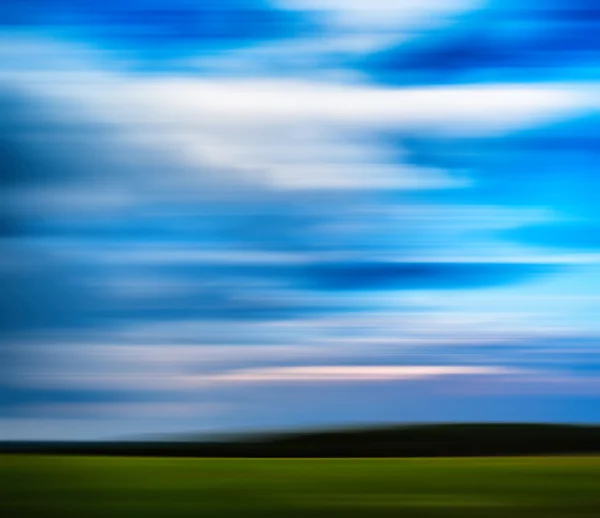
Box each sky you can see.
[1,0,600,440]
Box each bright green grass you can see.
[2,456,600,517]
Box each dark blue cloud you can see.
[361,0,600,85]
[392,112,600,217]
[89,257,555,326]
[0,0,314,65]
[103,283,341,323]
[372,112,600,262]
[0,91,95,188]
[0,246,105,336]
[299,260,554,291]
[0,386,125,417]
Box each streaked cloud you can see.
[207,364,517,383]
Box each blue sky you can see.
[1,0,600,440]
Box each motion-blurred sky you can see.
[2,0,600,439]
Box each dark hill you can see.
[3,423,600,457]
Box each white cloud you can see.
[42,76,597,192]
[208,365,516,383]
[34,365,513,389]
[17,342,519,390]
[3,35,597,193]
[120,79,594,134]
[275,0,482,33]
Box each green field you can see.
[2,456,600,517]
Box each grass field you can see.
[2,455,600,517]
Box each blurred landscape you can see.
[3,0,600,516]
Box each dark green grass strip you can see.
[2,456,600,518]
